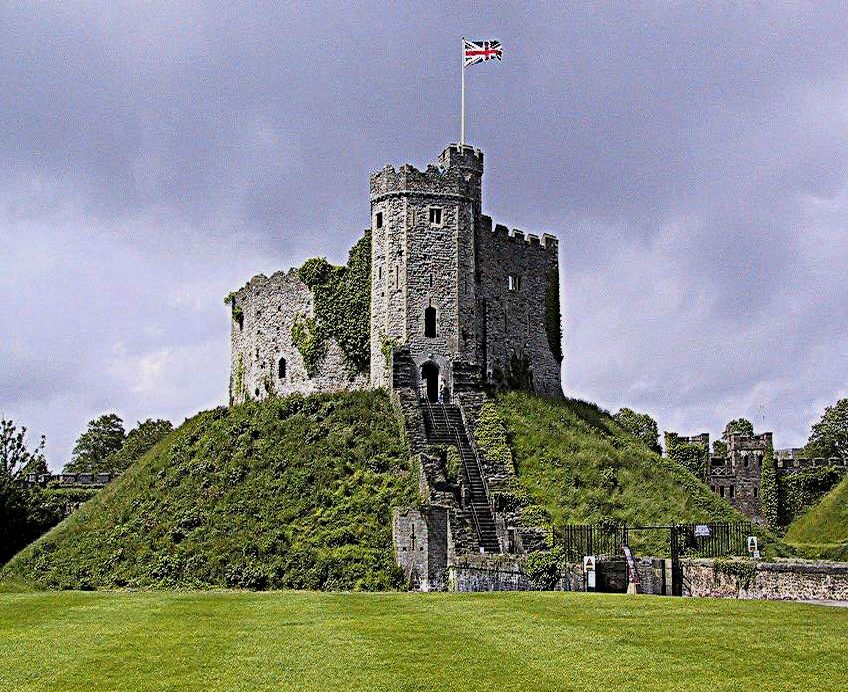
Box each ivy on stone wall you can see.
[474,401,515,474]
[666,434,709,479]
[525,545,564,590]
[291,315,327,378]
[760,442,779,528]
[294,231,372,378]
[778,465,845,527]
[544,268,564,364]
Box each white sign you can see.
[753,550,761,559]
[695,524,711,537]
[747,536,758,553]
[583,556,596,590]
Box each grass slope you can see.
[498,392,742,528]
[785,474,848,556]
[1,591,846,692]
[1,391,415,591]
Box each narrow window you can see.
[408,208,416,226]
[729,485,735,498]
[744,456,749,468]
[394,265,399,288]
[753,486,759,498]
[375,211,383,229]
[429,207,442,225]
[508,274,522,291]
[424,306,436,337]
[719,486,725,497]
[429,273,433,288]
[378,266,383,280]
[278,357,287,379]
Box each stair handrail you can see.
[455,406,493,510]
[451,425,486,548]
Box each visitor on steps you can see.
[439,380,448,404]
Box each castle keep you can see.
[229,144,563,404]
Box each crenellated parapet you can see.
[370,144,483,204]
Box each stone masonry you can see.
[229,143,564,405]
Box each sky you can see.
[1,3,846,470]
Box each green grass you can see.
[0,591,845,692]
[784,474,848,557]
[1,391,416,591]
[497,392,742,529]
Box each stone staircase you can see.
[422,401,500,553]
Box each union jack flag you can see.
[463,39,502,68]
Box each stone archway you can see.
[420,361,440,403]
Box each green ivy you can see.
[544,268,563,364]
[760,442,779,528]
[291,314,327,378]
[666,434,709,479]
[525,545,564,590]
[295,231,372,378]
[474,401,515,473]
[714,558,758,590]
[777,464,845,527]
[444,445,460,485]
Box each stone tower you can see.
[369,144,485,398]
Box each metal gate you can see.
[554,521,754,596]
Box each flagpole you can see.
[460,37,465,146]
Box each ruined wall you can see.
[477,216,563,397]
[392,506,449,591]
[682,558,848,601]
[229,269,367,404]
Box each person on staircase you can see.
[439,379,449,404]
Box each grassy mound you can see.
[2,391,415,591]
[784,474,848,554]
[497,392,742,530]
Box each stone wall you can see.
[392,506,449,592]
[229,269,368,404]
[449,554,584,592]
[682,558,848,601]
[19,472,120,489]
[477,215,563,397]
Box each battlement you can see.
[370,144,482,202]
[665,432,710,449]
[775,448,847,472]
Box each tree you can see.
[65,414,126,473]
[614,408,661,453]
[712,439,728,457]
[1,417,46,478]
[723,418,754,440]
[103,419,173,473]
[805,398,848,459]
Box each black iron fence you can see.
[553,521,755,562]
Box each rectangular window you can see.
[753,486,759,498]
[508,274,522,291]
[375,212,383,229]
[429,207,442,225]
[729,485,735,498]
[408,208,416,226]
[719,486,725,497]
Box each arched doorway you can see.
[420,361,440,403]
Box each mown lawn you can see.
[0,591,846,692]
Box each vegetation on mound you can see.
[1,391,415,591]
[785,473,848,547]
[495,392,743,552]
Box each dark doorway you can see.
[421,362,439,402]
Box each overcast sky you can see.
[2,3,846,470]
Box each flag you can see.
[463,39,502,68]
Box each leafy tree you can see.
[614,408,661,453]
[805,398,848,459]
[65,414,126,473]
[723,418,754,440]
[103,419,173,473]
[1,418,47,479]
[712,439,728,457]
